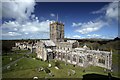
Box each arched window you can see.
[58,53,61,58]
[68,48,69,50]
[63,53,65,59]
[60,33,61,38]
[79,56,83,63]
[73,55,76,62]
[68,55,70,60]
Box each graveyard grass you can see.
[2,50,29,67]
[2,51,120,78]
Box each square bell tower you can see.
[50,21,64,43]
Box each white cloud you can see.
[2,21,20,32]
[2,32,21,36]
[105,2,118,20]
[72,35,86,39]
[65,34,71,38]
[25,32,28,35]
[72,22,82,27]
[50,13,55,17]
[2,0,36,22]
[0,2,2,19]
[87,34,101,38]
[2,20,51,36]
[20,20,50,33]
[1,0,54,39]
[76,20,107,34]
[74,2,118,35]
[73,35,81,39]
[92,2,118,20]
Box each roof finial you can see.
[57,14,58,22]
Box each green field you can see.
[2,50,120,78]
[2,57,107,78]
[112,51,120,78]
[2,50,29,67]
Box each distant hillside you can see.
[73,37,120,51]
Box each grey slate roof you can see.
[43,40,56,47]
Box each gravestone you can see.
[10,58,12,61]
[48,64,52,68]
[33,76,38,79]
[71,69,76,75]
[68,71,71,76]
[7,66,10,70]
[15,63,18,66]
[55,66,59,70]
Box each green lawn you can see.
[112,51,120,78]
[2,51,120,78]
[48,60,108,78]
[2,54,24,67]
[28,52,37,58]
[2,57,109,78]
[2,50,30,67]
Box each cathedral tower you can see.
[50,21,64,43]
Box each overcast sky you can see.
[1,0,119,40]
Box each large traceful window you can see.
[98,58,105,64]
[87,55,92,61]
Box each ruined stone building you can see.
[14,42,36,53]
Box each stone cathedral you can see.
[35,21,112,70]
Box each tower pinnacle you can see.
[57,14,58,22]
